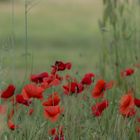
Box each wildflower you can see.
[49,128,57,136]
[41,74,62,89]
[21,84,44,100]
[8,120,17,130]
[30,72,48,83]
[134,98,140,107]
[92,80,106,99]
[54,135,64,140]
[16,94,31,106]
[49,126,64,140]
[44,106,62,122]
[81,73,95,86]
[119,93,136,117]
[28,108,34,116]
[1,84,15,99]
[92,100,109,117]
[42,92,60,106]
[121,68,134,77]
[7,108,18,130]
[52,61,72,73]
[63,82,84,95]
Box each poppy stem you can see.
[24,0,28,79]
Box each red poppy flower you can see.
[7,108,18,130]
[28,108,34,116]
[119,93,136,117]
[16,94,31,106]
[57,126,64,137]
[52,61,72,73]
[121,68,134,77]
[91,80,106,99]
[42,92,60,106]
[81,73,95,85]
[92,100,109,117]
[50,79,61,87]
[134,98,140,107]
[49,128,57,136]
[63,82,84,95]
[30,72,48,83]
[65,62,72,70]
[41,74,62,89]
[53,61,66,71]
[1,84,15,99]
[7,120,17,130]
[46,74,62,86]
[21,84,44,100]
[49,126,64,140]
[44,106,62,122]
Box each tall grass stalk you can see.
[11,0,15,48]
[23,0,40,82]
[99,0,139,83]
[10,0,17,84]
[24,0,29,81]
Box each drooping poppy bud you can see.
[1,84,15,99]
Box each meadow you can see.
[0,0,103,81]
[0,0,140,140]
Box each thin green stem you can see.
[11,0,15,48]
[24,0,28,81]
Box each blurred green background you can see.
[0,0,103,80]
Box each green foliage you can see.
[99,0,140,81]
[0,0,10,2]
[0,0,140,139]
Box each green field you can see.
[0,1,140,140]
[0,0,103,81]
